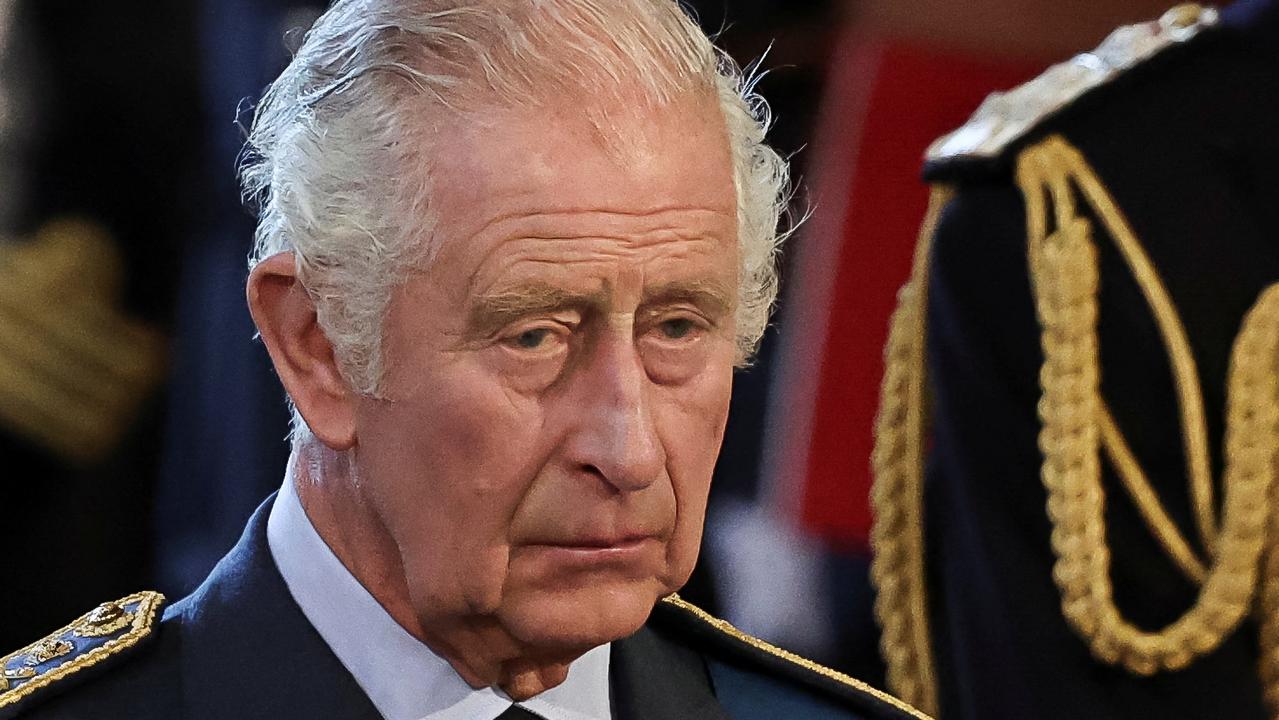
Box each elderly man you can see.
[0,2,926,719]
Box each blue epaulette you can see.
[0,591,166,718]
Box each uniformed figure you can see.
[0,2,928,719]
[870,1,1279,718]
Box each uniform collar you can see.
[266,473,613,720]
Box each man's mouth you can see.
[515,534,663,569]
[543,532,657,549]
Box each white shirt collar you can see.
[267,473,613,720]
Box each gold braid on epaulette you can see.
[0,591,165,710]
[868,186,952,717]
[1017,135,1274,679]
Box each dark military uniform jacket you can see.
[0,496,927,720]
[869,1,1279,719]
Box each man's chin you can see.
[498,580,665,651]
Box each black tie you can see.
[496,704,544,720]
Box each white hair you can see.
[242,0,791,441]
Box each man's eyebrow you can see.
[468,283,604,334]
[468,279,736,334]
[641,280,735,317]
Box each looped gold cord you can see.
[869,185,952,716]
[1018,135,1271,676]
[1023,139,1216,574]
[1098,406,1206,583]
[1071,151,1218,556]
[1242,284,1279,716]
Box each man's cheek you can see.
[459,544,517,613]
[435,375,544,451]
[409,532,514,618]
[666,445,716,550]
[663,433,722,505]
[663,508,708,589]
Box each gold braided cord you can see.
[869,185,952,717]
[1068,149,1218,554]
[1098,405,1206,584]
[1241,285,1279,716]
[1019,135,1270,676]
[1023,140,1213,575]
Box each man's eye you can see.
[659,318,697,340]
[512,328,554,349]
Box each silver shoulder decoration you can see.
[926,3,1219,163]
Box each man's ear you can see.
[247,253,357,450]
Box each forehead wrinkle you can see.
[466,246,617,302]
[458,204,735,252]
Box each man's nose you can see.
[565,325,665,493]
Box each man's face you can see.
[352,95,739,653]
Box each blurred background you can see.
[0,0,1171,690]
